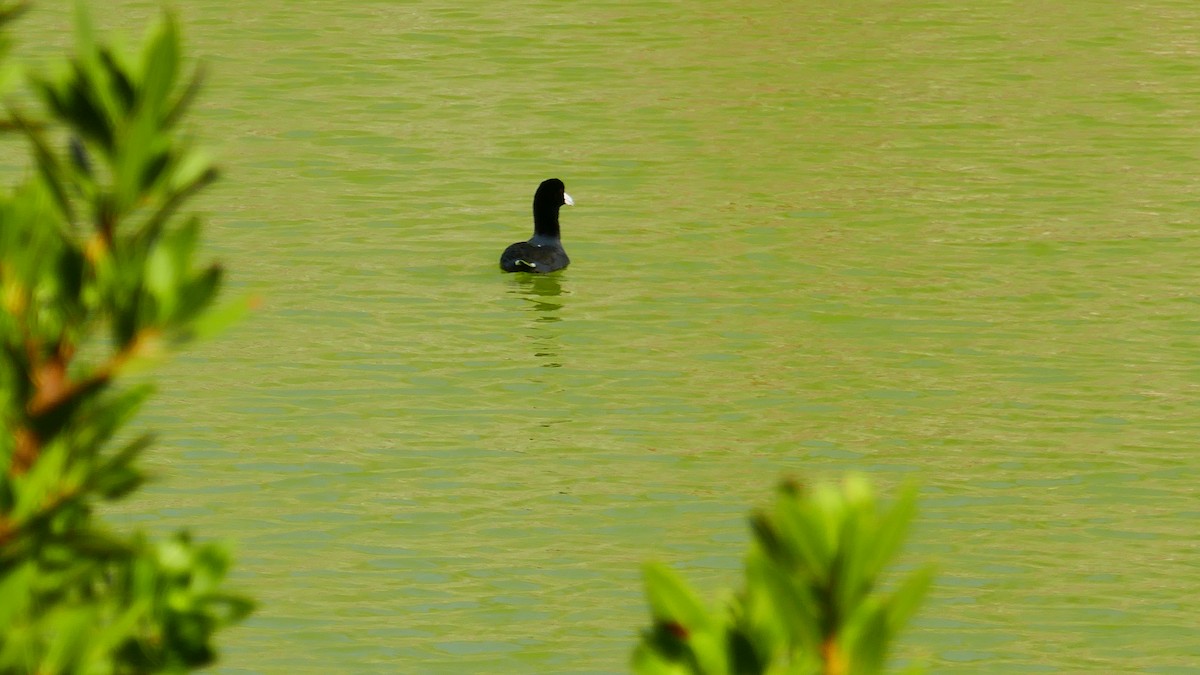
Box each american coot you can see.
[499,178,574,273]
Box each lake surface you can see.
[8,1,1200,672]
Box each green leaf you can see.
[182,291,249,344]
[72,0,95,55]
[162,65,205,130]
[168,214,201,267]
[139,13,178,118]
[846,600,889,674]
[170,148,215,194]
[113,100,158,215]
[864,483,918,579]
[98,47,136,113]
[90,427,152,497]
[8,109,75,224]
[145,240,177,317]
[137,163,217,252]
[0,561,36,627]
[643,562,713,629]
[12,440,72,521]
[833,502,869,613]
[885,565,934,634]
[174,264,222,325]
[98,432,154,471]
[745,551,821,654]
[86,597,151,665]
[640,562,732,673]
[42,602,95,675]
[74,384,154,461]
[631,641,692,675]
[770,491,831,581]
[198,593,256,625]
[91,463,145,500]
[71,37,124,148]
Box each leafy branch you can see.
[0,3,251,671]
[634,476,933,675]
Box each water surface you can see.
[8,1,1200,672]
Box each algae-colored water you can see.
[8,1,1200,671]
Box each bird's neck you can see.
[532,204,561,241]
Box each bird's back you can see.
[500,241,569,273]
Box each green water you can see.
[8,1,1200,672]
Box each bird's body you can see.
[500,178,573,273]
[500,235,569,273]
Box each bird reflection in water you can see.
[509,273,565,368]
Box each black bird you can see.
[499,178,574,273]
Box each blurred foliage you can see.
[634,476,932,675]
[0,2,251,672]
